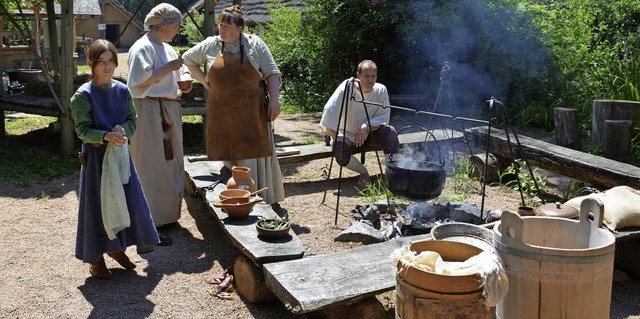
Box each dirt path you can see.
[1,111,639,318]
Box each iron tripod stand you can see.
[480,97,544,216]
[320,78,394,227]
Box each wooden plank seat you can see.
[263,234,430,315]
[187,129,464,164]
[465,126,640,189]
[183,159,306,303]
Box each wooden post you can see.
[59,0,75,156]
[232,256,277,303]
[603,120,633,162]
[554,107,581,150]
[592,99,640,144]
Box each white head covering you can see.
[144,3,181,28]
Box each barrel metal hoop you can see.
[494,240,613,264]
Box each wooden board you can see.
[277,129,463,164]
[465,126,640,189]
[275,146,300,156]
[183,158,305,265]
[262,234,430,314]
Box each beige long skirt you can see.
[130,98,184,226]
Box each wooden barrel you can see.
[395,240,496,319]
[493,198,616,319]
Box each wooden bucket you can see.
[395,240,496,319]
[493,198,615,319]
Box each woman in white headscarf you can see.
[182,5,285,210]
[127,3,191,246]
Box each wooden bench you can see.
[183,158,306,303]
[465,126,640,189]
[263,234,429,316]
[389,94,429,107]
[187,128,464,164]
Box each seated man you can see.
[320,60,399,187]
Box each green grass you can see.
[4,115,57,135]
[77,64,91,74]
[1,114,78,187]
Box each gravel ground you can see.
[1,53,638,318]
[1,113,639,318]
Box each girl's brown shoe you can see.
[107,251,136,270]
[89,255,112,279]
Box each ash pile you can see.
[335,199,500,244]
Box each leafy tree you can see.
[262,1,324,112]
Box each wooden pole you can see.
[554,107,581,150]
[59,0,75,156]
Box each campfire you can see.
[339,199,493,244]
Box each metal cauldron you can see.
[385,159,446,199]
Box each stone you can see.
[334,220,384,244]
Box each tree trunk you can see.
[603,120,633,162]
[592,100,640,144]
[554,107,581,150]
[232,256,276,303]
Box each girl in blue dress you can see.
[71,39,160,279]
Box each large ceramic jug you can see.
[227,166,255,192]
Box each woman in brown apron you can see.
[182,5,285,207]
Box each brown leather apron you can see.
[205,50,272,160]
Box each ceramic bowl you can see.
[219,189,251,201]
[256,220,291,239]
[212,196,262,219]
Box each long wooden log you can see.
[465,126,640,188]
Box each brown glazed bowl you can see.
[219,189,251,201]
[212,196,263,219]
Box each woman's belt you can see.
[86,143,105,148]
[145,96,180,101]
